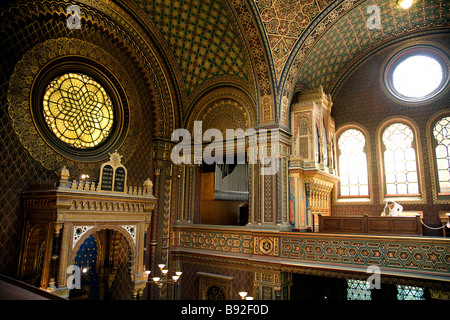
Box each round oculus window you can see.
[31,57,129,162]
[384,45,449,103]
[43,73,114,149]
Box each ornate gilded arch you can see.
[69,225,136,270]
[186,86,257,135]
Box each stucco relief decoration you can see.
[73,226,94,248]
[122,225,137,243]
[201,100,249,135]
[187,88,257,135]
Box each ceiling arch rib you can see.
[251,0,336,86]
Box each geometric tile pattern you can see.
[280,236,450,275]
[295,0,450,96]
[0,2,158,276]
[174,227,450,281]
[135,0,249,96]
[253,0,334,81]
[177,229,253,254]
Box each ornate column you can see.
[48,222,63,289]
[246,127,291,230]
[254,271,292,300]
[288,86,339,230]
[177,164,196,224]
[149,139,176,299]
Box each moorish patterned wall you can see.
[0,0,174,275]
[330,32,450,232]
[1,0,449,300]
[279,0,450,127]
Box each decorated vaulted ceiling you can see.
[291,0,450,96]
[129,0,449,128]
[252,0,335,82]
[4,0,446,133]
[131,0,257,119]
[279,0,449,126]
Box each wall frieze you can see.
[173,226,450,282]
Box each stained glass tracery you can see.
[43,73,114,149]
[433,116,450,193]
[382,123,419,195]
[347,279,371,300]
[397,285,425,300]
[392,55,443,99]
[384,46,449,103]
[338,128,369,196]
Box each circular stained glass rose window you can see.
[43,73,114,149]
[384,45,449,103]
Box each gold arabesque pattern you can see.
[43,73,114,149]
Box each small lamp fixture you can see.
[239,291,248,300]
[398,0,413,9]
[146,262,183,299]
[173,271,182,283]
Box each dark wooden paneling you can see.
[319,214,422,236]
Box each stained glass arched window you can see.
[432,116,450,193]
[43,73,114,149]
[382,122,419,195]
[338,128,369,196]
